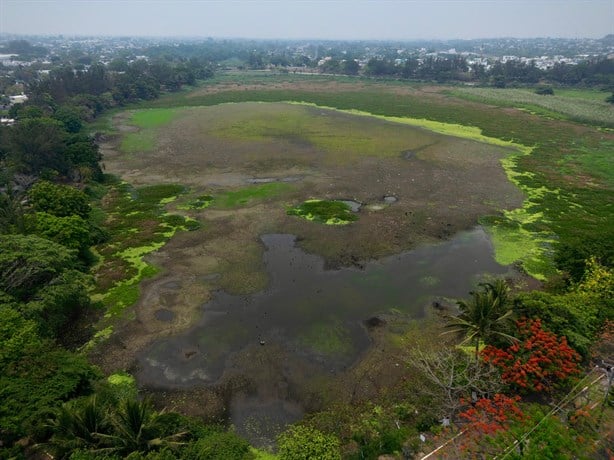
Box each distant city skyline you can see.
[1,0,612,41]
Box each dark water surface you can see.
[137,227,510,440]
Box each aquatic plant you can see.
[287,199,358,225]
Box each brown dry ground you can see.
[93,93,525,419]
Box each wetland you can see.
[94,98,530,442]
[138,229,512,442]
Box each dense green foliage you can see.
[277,425,341,460]
[0,303,41,367]
[515,258,614,357]
[0,69,105,456]
[0,234,78,297]
[1,116,102,180]
[1,344,99,444]
[0,185,25,234]
[32,212,92,251]
[6,117,67,174]
[46,394,254,460]
[182,431,253,459]
[399,55,612,87]
[0,234,90,336]
[0,233,96,449]
[28,180,91,218]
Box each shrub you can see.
[535,86,554,95]
[277,425,341,460]
[183,431,253,460]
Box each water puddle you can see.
[137,227,511,441]
[383,195,398,204]
[154,308,175,322]
[338,199,362,212]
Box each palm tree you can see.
[106,398,160,453]
[48,396,113,457]
[103,398,186,455]
[49,397,187,458]
[443,279,516,360]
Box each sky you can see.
[1,0,613,41]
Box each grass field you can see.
[210,102,440,164]
[214,182,294,208]
[447,87,614,127]
[129,108,179,128]
[553,88,611,101]
[120,108,181,153]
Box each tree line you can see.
[325,55,614,89]
[0,51,234,460]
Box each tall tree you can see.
[8,117,68,175]
[28,180,91,218]
[444,280,516,360]
[0,185,25,234]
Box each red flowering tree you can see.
[481,318,580,393]
[459,394,524,436]
[456,394,524,456]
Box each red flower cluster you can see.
[481,318,580,392]
[459,394,524,436]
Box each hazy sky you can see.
[1,0,612,40]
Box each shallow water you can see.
[140,228,508,384]
[153,308,175,322]
[137,227,510,440]
[338,199,363,212]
